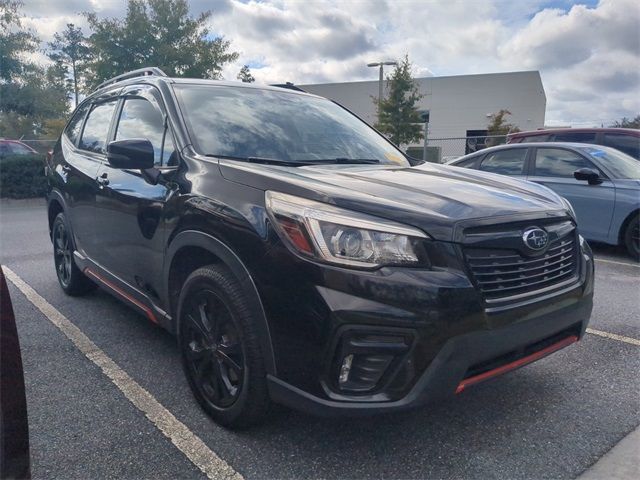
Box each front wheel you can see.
[177,265,269,428]
[52,213,96,296]
[623,215,639,260]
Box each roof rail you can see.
[96,67,168,90]
[270,82,306,93]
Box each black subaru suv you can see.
[45,68,594,428]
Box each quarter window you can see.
[553,132,596,143]
[603,133,640,159]
[79,101,117,154]
[115,97,175,166]
[534,148,594,177]
[479,149,527,175]
[65,102,91,145]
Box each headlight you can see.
[561,196,577,219]
[265,191,429,268]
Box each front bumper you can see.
[261,238,594,416]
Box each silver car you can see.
[448,142,640,258]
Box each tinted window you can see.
[553,132,596,143]
[115,98,170,166]
[603,133,640,159]
[534,148,594,177]
[479,149,527,175]
[452,156,481,168]
[10,143,32,155]
[518,134,549,142]
[65,103,90,145]
[173,85,409,166]
[79,101,117,153]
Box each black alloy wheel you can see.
[182,289,245,408]
[624,215,640,260]
[178,265,269,428]
[54,220,73,288]
[51,213,96,296]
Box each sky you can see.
[19,0,640,127]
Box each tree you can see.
[84,0,239,89]
[0,1,69,138]
[48,23,90,106]
[0,0,38,82]
[374,55,424,147]
[237,65,255,83]
[610,115,640,129]
[485,109,520,146]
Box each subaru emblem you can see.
[523,227,548,250]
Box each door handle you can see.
[97,172,109,187]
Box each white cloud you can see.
[17,0,640,126]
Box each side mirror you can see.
[573,167,602,185]
[107,139,155,170]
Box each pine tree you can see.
[374,55,424,147]
[237,65,255,83]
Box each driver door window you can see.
[533,148,595,177]
[115,97,176,166]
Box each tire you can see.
[623,214,640,260]
[52,213,96,296]
[177,265,270,428]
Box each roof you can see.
[509,127,640,138]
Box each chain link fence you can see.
[406,135,508,163]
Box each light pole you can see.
[367,61,397,122]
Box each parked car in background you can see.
[507,128,640,160]
[449,143,640,257]
[0,139,38,159]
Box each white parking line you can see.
[595,258,640,268]
[586,328,640,347]
[3,266,243,480]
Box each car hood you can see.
[219,160,568,241]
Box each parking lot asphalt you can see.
[1,198,639,479]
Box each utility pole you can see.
[367,61,397,122]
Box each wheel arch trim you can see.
[165,230,277,375]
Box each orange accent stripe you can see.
[455,334,579,394]
[84,268,159,324]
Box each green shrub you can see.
[0,154,47,199]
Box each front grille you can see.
[464,231,578,302]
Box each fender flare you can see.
[47,189,71,240]
[165,230,277,375]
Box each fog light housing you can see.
[331,328,413,394]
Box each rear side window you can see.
[553,132,596,143]
[516,134,549,143]
[534,148,594,177]
[79,100,117,154]
[64,103,90,145]
[10,143,32,154]
[603,133,640,159]
[115,98,170,166]
[479,149,527,175]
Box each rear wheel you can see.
[623,215,640,260]
[52,213,96,296]
[178,265,269,428]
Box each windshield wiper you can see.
[205,154,302,166]
[301,157,381,164]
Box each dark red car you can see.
[507,128,640,160]
[0,139,38,159]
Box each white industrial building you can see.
[301,71,546,159]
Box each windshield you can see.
[173,84,409,166]
[583,146,640,179]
